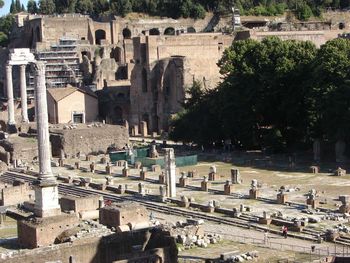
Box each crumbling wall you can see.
[60,195,100,213]
[3,229,177,263]
[50,124,128,157]
[0,183,34,206]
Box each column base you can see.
[34,182,61,218]
[6,123,17,134]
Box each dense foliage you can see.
[3,0,349,20]
[170,38,350,152]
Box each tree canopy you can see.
[170,38,350,152]
[3,0,348,20]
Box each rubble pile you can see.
[218,251,259,262]
[161,219,222,250]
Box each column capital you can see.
[20,64,26,70]
[5,64,12,70]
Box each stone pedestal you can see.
[86,155,92,161]
[151,164,161,172]
[249,188,259,199]
[131,125,139,136]
[187,170,196,178]
[117,185,125,194]
[335,167,346,176]
[202,205,215,213]
[201,180,210,191]
[310,166,319,174]
[224,181,234,195]
[306,199,318,209]
[122,168,129,177]
[140,121,148,137]
[258,217,272,225]
[231,168,241,184]
[208,172,217,181]
[17,213,79,248]
[105,176,113,185]
[90,162,95,173]
[134,162,142,169]
[277,193,288,204]
[34,183,61,218]
[75,161,80,169]
[140,170,147,180]
[179,196,190,208]
[138,183,145,196]
[106,163,112,175]
[58,158,64,167]
[339,204,350,213]
[179,177,188,187]
[159,173,165,184]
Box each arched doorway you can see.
[122,28,131,39]
[164,27,175,35]
[95,29,106,45]
[149,28,160,35]
[187,27,196,33]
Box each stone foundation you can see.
[17,213,79,248]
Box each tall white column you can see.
[33,61,61,218]
[34,61,52,180]
[6,64,15,125]
[20,64,29,123]
[165,148,176,198]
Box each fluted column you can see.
[6,64,15,125]
[34,61,53,181]
[20,64,29,123]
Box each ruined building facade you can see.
[4,12,345,131]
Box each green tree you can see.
[75,0,93,14]
[27,0,38,13]
[15,0,21,12]
[55,0,76,13]
[312,38,350,142]
[0,0,4,9]
[92,0,109,15]
[0,15,15,47]
[110,0,132,16]
[10,0,17,13]
[296,1,313,20]
[39,0,56,14]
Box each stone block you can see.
[122,168,129,177]
[335,168,346,176]
[310,166,319,174]
[224,183,234,195]
[249,189,259,199]
[159,174,165,184]
[151,164,161,172]
[17,214,79,248]
[277,193,288,204]
[208,172,217,181]
[179,177,188,187]
[201,181,210,191]
[140,170,147,180]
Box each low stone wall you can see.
[49,124,128,157]
[0,183,34,206]
[3,229,177,263]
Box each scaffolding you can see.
[28,37,83,91]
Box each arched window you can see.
[164,27,175,35]
[95,29,106,45]
[122,28,131,39]
[187,27,196,33]
[149,28,160,35]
